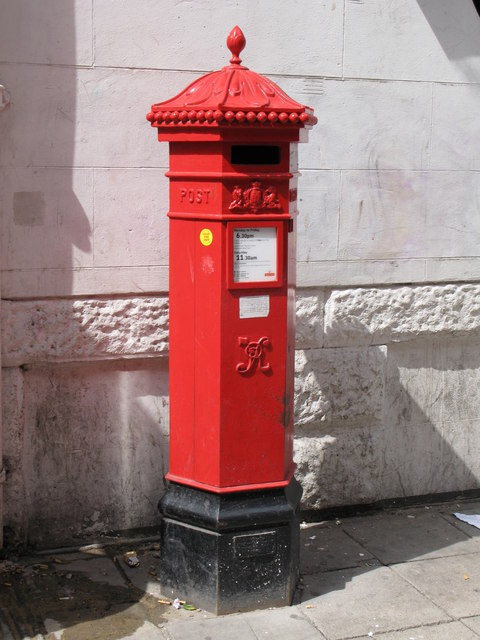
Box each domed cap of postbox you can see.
[146,26,317,131]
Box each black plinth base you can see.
[158,477,303,615]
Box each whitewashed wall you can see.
[1,0,480,546]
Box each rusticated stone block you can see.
[2,296,169,366]
[294,430,384,510]
[294,336,480,510]
[295,288,324,349]
[294,346,386,430]
[325,284,480,347]
[3,291,325,365]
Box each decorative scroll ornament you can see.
[229,182,281,213]
[236,336,271,374]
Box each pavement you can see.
[3,498,480,639]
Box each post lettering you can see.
[179,188,212,206]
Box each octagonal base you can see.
[158,477,302,615]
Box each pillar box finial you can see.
[227,25,246,65]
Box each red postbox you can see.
[147,26,316,614]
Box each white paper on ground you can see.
[453,512,480,529]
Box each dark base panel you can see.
[158,477,302,615]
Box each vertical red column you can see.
[146,26,316,614]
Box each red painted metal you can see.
[147,27,316,494]
[146,25,317,133]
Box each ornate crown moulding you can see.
[146,26,317,129]
[146,109,315,127]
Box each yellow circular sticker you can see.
[200,228,213,246]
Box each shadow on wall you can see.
[1,1,169,557]
[295,334,480,511]
[417,0,480,77]
[18,359,169,547]
[0,5,92,286]
[1,1,171,634]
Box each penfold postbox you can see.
[147,26,316,614]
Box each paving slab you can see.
[461,615,480,636]
[301,523,375,573]
[354,620,480,639]
[53,555,128,588]
[299,565,450,640]
[241,606,326,639]
[116,547,218,622]
[119,549,165,599]
[0,552,170,639]
[394,552,480,619]
[117,619,167,639]
[6,502,480,639]
[42,604,168,640]
[341,508,480,564]
[440,500,480,539]
[163,614,258,640]
[440,499,480,515]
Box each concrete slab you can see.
[0,1,92,66]
[280,76,432,171]
[241,606,326,639]
[354,620,480,639]
[300,523,375,573]
[164,615,258,640]
[94,0,344,77]
[43,604,168,640]
[119,619,167,639]
[300,565,450,640]
[6,502,480,639]
[341,508,480,564]
[119,549,165,599]
[117,547,217,621]
[443,499,480,514]
[440,500,480,539]
[53,555,128,588]
[17,551,128,589]
[0,557,167,640]
[461,615,480,636]
[394,553,480,618]
[343,0,480,83]
[431,83,480,171]
[0,166,94,272]
[94,168,169,268]
[339,171,480,263]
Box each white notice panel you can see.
[233,227,277,283]
[239,295,270,319]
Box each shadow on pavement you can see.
[3,498,480,639]
[0,540,192,639]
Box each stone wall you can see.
[1,0,480,546]
[296,284,480,509]
[2,1,480,300]
[4,284,480,545]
